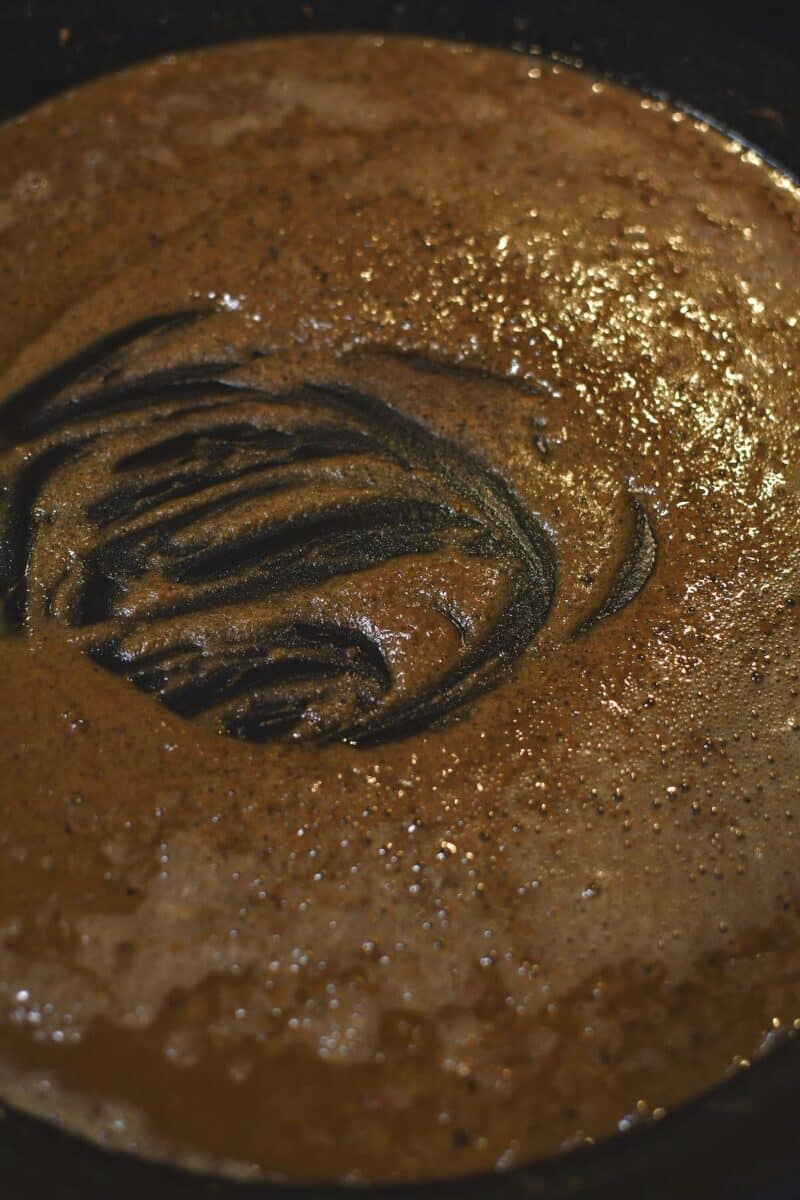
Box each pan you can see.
[0,2,799,1198]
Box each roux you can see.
[0,34,799,1184]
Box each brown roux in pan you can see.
[1,34,800,1183]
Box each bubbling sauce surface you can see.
[1,34,800,1183]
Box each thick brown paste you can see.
[1,34,800,1184]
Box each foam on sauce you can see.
[0,34,799,1183]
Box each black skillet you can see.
[1,2,799,1197]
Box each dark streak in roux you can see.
[367,346,547,396]
[572,497,658,638]
[0,311,657,744]
[0,310,208,442]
